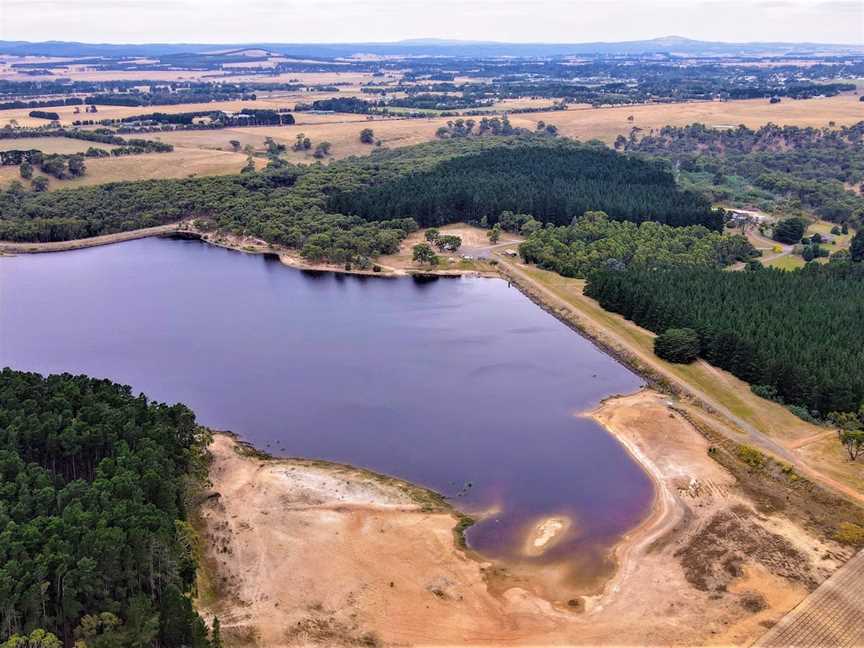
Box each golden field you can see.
[0,147,262,189]
[150,93,864,162]
[1,93,860,189]
[0,136,119,153]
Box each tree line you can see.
[519,210,756,277]
[328,138,722,229]
[119,109,295,127]
[584,260,864,417]
[0,137,719,267]
[619,122,864,227]
[0,369,219,648]
[0,165,416,268]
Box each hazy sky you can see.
[1,0,862,44]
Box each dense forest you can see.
[328,138,722,229]
[0,369,216,648]
[518,211,756,277]
[0,137,719,264]
[584,261,864,416]
[619,122,864,226]
[0,167,416,266]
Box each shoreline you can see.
[197,391,838,646]
[215,429,478,549]
[8,227,854,644]
[0,223,502,278]
[582,391,682,611]
[209,387,685,610]
[195,228,504,278]
[215,417,669,607]
[0,224,718,608]
[1,225,668,598]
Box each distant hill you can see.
[0,36,862,59]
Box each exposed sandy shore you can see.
[195,391,848,647]
[7,222,860,644]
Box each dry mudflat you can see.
[195,390,852,647]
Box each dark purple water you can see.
[0,237,652,582]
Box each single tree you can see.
[435,234,462,252]
[211,617,224,648]
[313,141,332,159]
[520,219,542,236]
[412,243,438,265]
[19,160,33,179]
[654,328,701,364]
[488,224,501,244]
[31,176,49,192]
[424,228,440,243]
[67,155,86,177]
[773,218,806,244]
[359,128,375,144]
[851,230,864,263]
[839,428,864,461]
[293,133,311,151]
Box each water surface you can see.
[0,238,652,587]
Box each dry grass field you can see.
[0,136,118,153]
[507,93,864,142]
[0,147,262,189]
[150,116,442,161]
[142,93,864,163]
[1,93,859,190]
[0,60,387,86]
[0,94,346,127]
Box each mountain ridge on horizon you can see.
[1,35,862,58]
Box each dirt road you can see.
[0,223,181,254]
[496,255,864,506]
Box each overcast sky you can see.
[1,0,862,45]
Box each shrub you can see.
[751,384,782,402]
[654,328,700,364]
[736,444,767,469]
[835,522,864,546]
[787,404,820,424]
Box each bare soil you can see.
[195,390,849,647]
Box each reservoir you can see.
[0,237,653,588]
